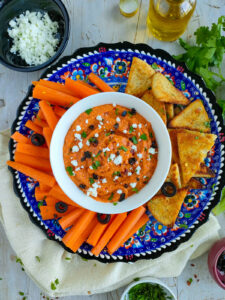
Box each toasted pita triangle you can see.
[141,90,167,124]
[169,99,211,133]
[168,129,185,164]
[147,188,188,227]
[166,163,182,189]
[125,57,155,97]
[151,72,189,105]
[188,178,204,189]
[177,131,217,185]
[194,163,215,178]
[165,103,174,123]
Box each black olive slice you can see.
[31,133,45,146]
[97,213,111,224]
[55,201,68,213]
[161,182,177,197]
[119,193,126,202]
[121,111,127,117]
[79,184,86,189]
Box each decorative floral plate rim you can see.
[8,41,225,263]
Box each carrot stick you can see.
[48,185,81,207]
[39,101,58,131]
[53,106,67,117]
[33,79,75,96]
[16,143,49,160]
[7,161,55,187]
[120,213,149,247]
[36,108,45,120]
[25,120,43,135]
[62,211,96,250]
[59,208,85,230]
[70,216,99,253]
[33,84,80,107]
[11,132,30,144]
[88,73,114,92]
[77,80,99,92]
[107,206,146,255]
[86,215,116,246]
[91,213,127,256]
[39,205,75,220]
[33,118,48,128]
[14,152,51,172]
[35,187,47,201]
[39,182,51,192]
[42,127,53,148]
[65,78,99,98]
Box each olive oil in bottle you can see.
[147,0,196,41]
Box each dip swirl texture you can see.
[63,104,158,203]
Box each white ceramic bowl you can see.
[120,277,177,300]
[50,92,171,214]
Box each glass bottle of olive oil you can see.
[147,0,196,41]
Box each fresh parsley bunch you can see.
[174,16,225,120]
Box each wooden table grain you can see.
[0,1,225,299]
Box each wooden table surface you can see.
[0,0,225,299]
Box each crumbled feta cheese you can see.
[96,115,102,121]
[109,153,116,161]
[87,187,97,197]
[102,178,107,183]
[76,125,81,132]
[85,119,88,124]
[100,121,103,126]
[86,140,90,146]
[7,11,59,66]
[116,117,121,123]
[103,147,110,152]
[117,143,120,147]
[132,124,137,128]
[113,103,116,107]
[123,130,127,134]
[137,153,143,159]
[117,189,123,194]
[149,147,156,154]
[89,165,93,169]
[78,142,83,149]
[131,145,137,152]
[71,160,78,167]
[138,124,142,128]
[128,172,132,176]
[74,133,82,141]
[136,166,141,175]
[113,155,123,165]
[130,182,137,188]
[72,145,79,153]
[81,166,84,169]
[75,167,80,171]
[95,133,99,137]
[98,124,102,129]
[113,176,119,181]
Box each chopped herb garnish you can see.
[113,202,118,206]
[195,136,199,140]
[204,121,211,128]
[85,108,93,115]
[81,257,88,262]
[51,282,56,290]
[118,146,128,152]
[94,263,97,267]
[37,200,44,209]
[35,256,40,262]
[115,108,119,115]
[104,152,107,157]
[131,136,138,144]
[108,192,114,200]
[133,277,140,281]
[95,150,102,157]
[149,132,153,138]
[81,131,87,138]
[16,257,24,266]
[89,177,95,184]
[92,160,101,169]
[140,133,147,141]
[132,188,139,193]
[65,257,71,260]
[128,282,172,300]
[19,292,24,296]
[105,132,111,136]
[144,147,147,152]
[129,125,134,133]
[66,166,73,176]
[55,278,59,285]
[113,171,121,176]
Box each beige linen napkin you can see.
[0,130,221,297]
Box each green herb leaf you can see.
[16,257,24,266]
[113,202,118,206]
[51,282,56,290]
[129,125,134,133]
[19,292,24,296]
[131,136,138,145]
[204,121,211,128]
[55,278,59,285]
[37,201,44,209]
[85,108,93,115]
[133,277,140,281]
[149,132,153,138]
[89,177,95,184]
[104,152,107,157]
[112,171,121,176]
[65,257,71,260]
[95,150,101,157]
[115,108,119,115]
[118,146,128,152]
[66,166,74,176]
[81,257,88,262]
[195,136,199,140]
[108,192,114,201]
[140,133,147,141]
[132,188,139,193]
[35,256,40,262]
[81,131,87,138]
[95,160,100,167]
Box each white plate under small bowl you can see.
[50,92,171,214]
[120,277,177,300]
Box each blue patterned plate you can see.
[9,42,225,263]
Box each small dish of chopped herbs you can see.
[120,277,176,300]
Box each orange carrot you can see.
[39,182,51,192]
[42,127,53,148]
[65,78,99,98]
[36,108,45,120]
[16,143,49,160]
[35,187,47,201]
[25,120,43,135]
[11,132,30,144]
[7,161,55,187]
[91,213,127,256]
[33,79,75,96]
[33,84,80,107]
[88,73,114,92]
[48,185,81,207]
[39,101,58,131]
[69,216,99,253]
[53,106,67,117]
[62,211,96,250]
[33,118,48,128]
[86,215,116,247]
[39,205,75,220]
[77,80,99,92]
[120,213,149,247]
[107,206,146,255]
[14,152,51,172]
[59,208,85,230]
